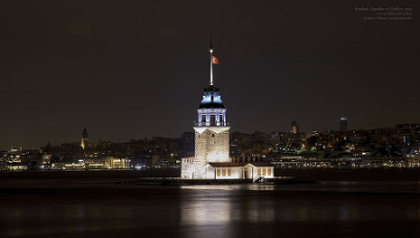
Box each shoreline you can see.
[2,168,420,181]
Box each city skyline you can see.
[3,119,420,151]
[1,0,418,150]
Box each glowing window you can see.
[257,168,261,176]
[263,168,266,176]
[217,168,220,177]
[222,168,226,176]
[268,168,272,176]
[210,115,216,126]
[228,168,231,176]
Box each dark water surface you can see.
[1,180,420,237]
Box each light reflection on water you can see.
[180,184,276,191]
[181,181,420,193]
[179,182,420,223]
[1,182,420,237]
[181,196,233,225]
[180,192,276,226]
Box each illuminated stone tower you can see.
[194,85,230,163]
[81,128,88,150]
[181,41,231,179]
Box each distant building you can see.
[103,157,130,169]
[63,156,130,170]
[81,128,88,150]
[290,120,299,134]
[181,131,195,157]
[339,117,348,132]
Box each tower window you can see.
[212,134,215,137]
[210,115,216,126]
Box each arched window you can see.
[210,115,216,126]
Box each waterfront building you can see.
[181,43,274,180]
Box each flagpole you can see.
[210,48,213,86]
[209,36,213,86]
[209,35,213,86]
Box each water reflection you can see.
[180,183,420,223]
[2,182,420,237]
[181,196,232,225]
[180,189,276,226]
[179,188,277,238]
[180,184,276,191]
[181,181,420,194]
[246,200,275,222]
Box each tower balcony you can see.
[194,121,230,127]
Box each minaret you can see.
[290,120,299,134]
[81,128,88,150]
[193,41,230,164]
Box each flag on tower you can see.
[211,56,220,65]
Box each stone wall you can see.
[194,127,230,163]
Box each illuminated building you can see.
[103,157,130,169]
[181,43,274,180]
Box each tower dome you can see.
[199,86,225,109]
[196,85,228,127]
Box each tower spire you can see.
[209,36,214,86]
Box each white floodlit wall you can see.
[181,157,208,179]
[205,165,216,179]
[194,126,230,163]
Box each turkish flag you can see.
[212,56,220,65]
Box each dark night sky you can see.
[0,0,418,149]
